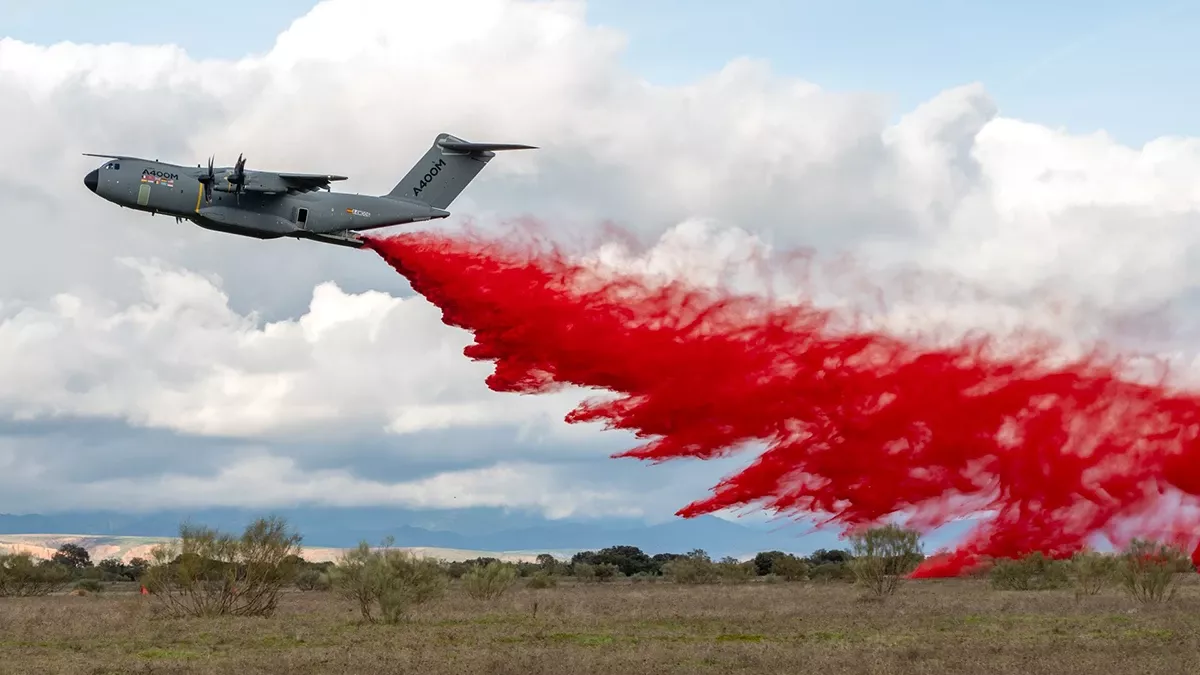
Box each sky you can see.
[2,0,1200,534]
[4,0,1198,146]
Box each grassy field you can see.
[2,576,1198,674]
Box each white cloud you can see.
[28,453,642,518]
[3,0,1200,516]
[0,258,595,442]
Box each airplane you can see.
[81,132,536,248]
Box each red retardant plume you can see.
[363,228,1200,577]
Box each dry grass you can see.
[2,576,1200,674]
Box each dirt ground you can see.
[1,576,1197,674]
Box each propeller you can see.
[196,156,215,203]
[227,153,247,202]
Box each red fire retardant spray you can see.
[364,229,1200,577]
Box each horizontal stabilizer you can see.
[436,140,538,154]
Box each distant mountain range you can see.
[0,506,978,559]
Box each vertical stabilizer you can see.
[385,132,535,209]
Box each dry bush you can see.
[1070,550,1119,597]
[988,552,1071,591]
[462,560,519,600]
[1118,539,1189,604]
[526,571,557,589]
[141,516,303,618]
[848,524,923,596]
[330,541,447,623]
[0,552,72,597]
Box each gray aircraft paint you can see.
[82,133,535,248]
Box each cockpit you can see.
[102,162,120,170]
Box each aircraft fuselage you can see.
[83,159,448,248]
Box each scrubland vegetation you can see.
[1,516,1198,673]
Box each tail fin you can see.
[385,132,535,209]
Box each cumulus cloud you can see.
[0,255,603,440]
[2,0,1200,518]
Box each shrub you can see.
[1118,539,1188,604]
[663,551,721,585]
[848,524,924,596]
[753,551,786,576]
[573,560,633,581]
[808,563,854,583]
[989,552,1070,591]
[0,553,72,597]
[771,555,810,581]
[295,567,332,592]
[463,561,519,600]
[140,516,303,618]
[534,554,564,576]
[573,562,596,581]
[96,557,147,582]
[1070,550,1118,597]
[330,540,447,623]
[593,562,620,581]
[526,571,557,589]
[74,578,104,593]
[717,557,755,583]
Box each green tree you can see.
[753,551,786,576]
[51,543,92,570]
[593,545,654,576]
[848,524,924,596]
[533,553,563,575]
[97,557,129,580]
[809,548,852,564]
[127,557,150,580]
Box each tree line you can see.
[1,516,1192,620]
[0,533,871,593]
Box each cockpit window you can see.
[103,162,120,170]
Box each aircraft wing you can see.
[228,171,348,194]
[274,172,349,193]
[82,152,158,163]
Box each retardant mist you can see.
[363,228,1200,577]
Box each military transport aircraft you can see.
[81,132,535,248]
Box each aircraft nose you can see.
[83,169,99,193]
